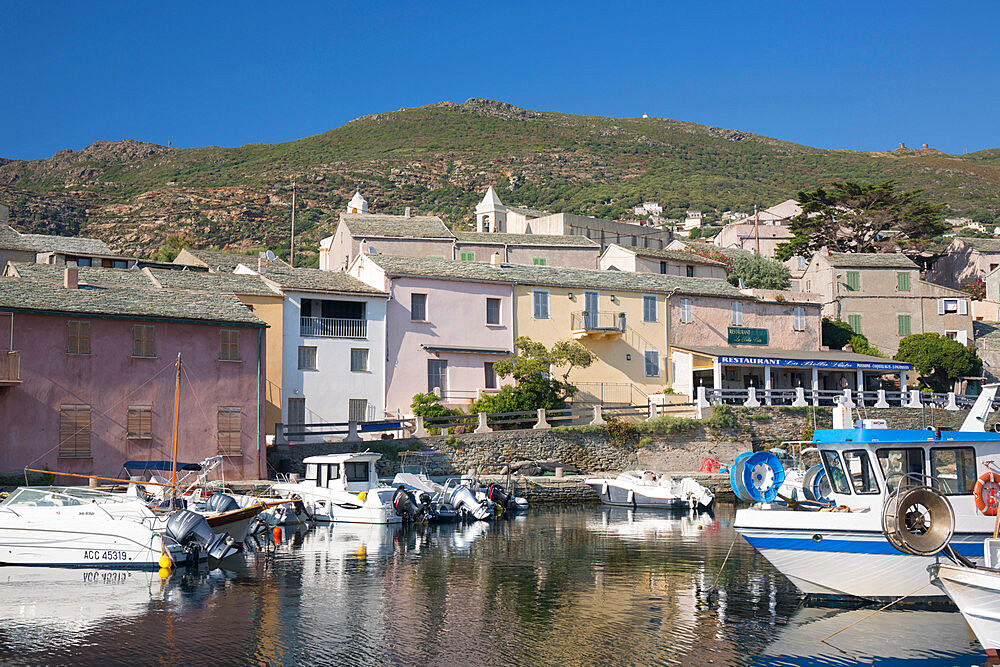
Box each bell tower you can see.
[475,186,507,233]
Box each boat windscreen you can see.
[1,488,86,506]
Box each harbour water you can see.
[0,505,983,665]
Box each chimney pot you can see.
[257,255,267,273]
[404,206,412,218]
[490,252,500,266]
[64,266,78,289]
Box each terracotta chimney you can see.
[257,255,268,274]
[64,266,78,289]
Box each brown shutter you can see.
[127,406,152,439]
[59,405,91,458]
[66,321,78,354]
[133,325,155,357]
[217,406,242,455]
[79,322,91,355]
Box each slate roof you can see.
[0,277,263,325]
[454,231,598,247]
[341,214,452,239]
[5,263,151,287]
[609,244,726,266]
[257,266,387,296]
[0,224,114,255]
[173,248,290,272]
[958,237,1000,253]
[148,268,279,296]
[365,255,746,298]
[507,205,548,218]
[824,252,918,269]
[975,321,1000,351]
[670,239,751,259]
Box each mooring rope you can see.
[708,533,739,594]
[819,581,931,645]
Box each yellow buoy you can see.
[158,554,172,569]
[358,491,367,502]
[357,545,367,558]
[158,568,171,580]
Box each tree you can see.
[775,180,947,261]
[410,393,461,418]
[470,337,596,414]
[894,333,982,392]
[822,318,858,350]
[726,254,791,289]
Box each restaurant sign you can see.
[728,327,768,346]
[718,355,912,372]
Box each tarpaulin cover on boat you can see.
[122,461,202,472]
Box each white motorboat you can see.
[587,506,715,541]
[734,386,1000,601]
[930,559,1000,659]
[585,470,715,510]
[272,452,401,524]
[0,487,236,568]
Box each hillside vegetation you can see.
[2,98,999,264]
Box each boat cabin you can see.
[302,452,381,494]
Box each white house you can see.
[237,263,389,428]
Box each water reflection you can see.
[0,506,984,666]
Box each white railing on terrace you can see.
[702,386,988,409]
[570,311,625,332]
[300,317,367,339]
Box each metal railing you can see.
[299,317,367,339]
[0,351,19,383]
[703,386,992,409]
[570,311,624,333]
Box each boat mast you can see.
[171,353,182,508]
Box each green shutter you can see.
[533,257,546,266]
[459,252,474,261]
[846,271,861,291]
[897,272,911,291]
[848,314,862,334]
[897,314,911,336]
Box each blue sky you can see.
[3,1,999,160]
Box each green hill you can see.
[2,98,999,265]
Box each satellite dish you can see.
[265,250,276,262]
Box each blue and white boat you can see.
[734,385,1000,601]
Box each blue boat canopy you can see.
[122,460,202,472]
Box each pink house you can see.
[350,254,514,414]
[0,271,266,480]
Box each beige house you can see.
[599,244,728,279]
[925,237,1000,289]
[713,222,793,258]
[800,249,974,354]
[0,223,132,270]
[452,231,599,268]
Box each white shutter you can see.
[937,299,946,315]
[958,330,969,345]
[959,299,969,315]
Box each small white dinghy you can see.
[585,470,715,510]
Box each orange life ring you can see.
[974,472,1000,516]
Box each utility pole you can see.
[290,182,296,268]
[754,204,760,255]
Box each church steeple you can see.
[347,191,369,215]
[475,186,507,233]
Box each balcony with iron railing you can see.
[570,311,625,339]
[300,317,367,339]
[0,351,21,386]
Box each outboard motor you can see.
[166,509,240,561]
[393,486,425,521]
[485,483,515,513]
[203,493,240,513]
[448,484,492,521]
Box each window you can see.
[427,255,444,260]
[486,298,501,325]
[298,346,317,370]
[287,398,305,441]
[897,272,911,292]
[532,290,550,319]
[931,447,977,495]
[821,450,852,494]
[642,295,657,323]
[428,359,448,394]
[460,251,475,261]
[945,330,958,340]
[793,306,806,332]
[643,349,660,377]
[659,261,667,275]
[685,265,695,277]
[845,271,861,291]
[797,256,808,270]
[938,299,965,314]
[842,450,880,494]
[219,329,240,361]
[132,325,155,358]
[217,407,242,455]
[876,448,925,492]
[127,406,152,440]
[731,301,743,326]
[66,320,91,355]
[847,314,862,334]
[532,257,546,266]
[59,405,91,458]
[992,263,999,272]
[348,398,368,422]
[345,461,369,482]
[350,348,369,372]
[805,280,812,292]
[411,293,427,321]
[484,362,497,389]
[680,298,693,324]
[897,314,911,336]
